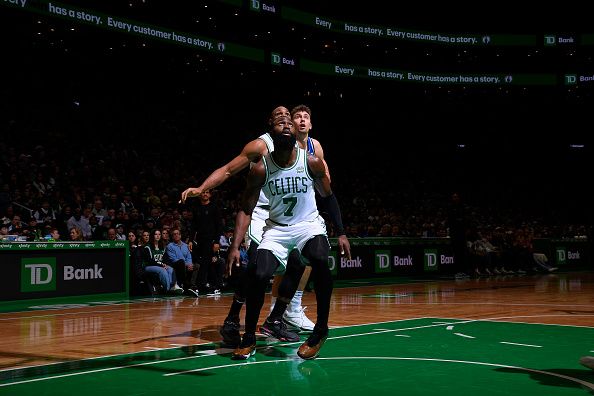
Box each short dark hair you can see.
[291,104,311,118]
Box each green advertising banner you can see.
[1,241,129,302]
[1,0,587,86]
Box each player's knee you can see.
[253,267,272,283]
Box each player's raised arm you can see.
[180,138,268,203]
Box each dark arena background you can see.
[0,1,593,395]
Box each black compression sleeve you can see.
[320,193,345,236]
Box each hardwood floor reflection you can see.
[1,271,593,370]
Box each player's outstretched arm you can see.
[180,138,268,203]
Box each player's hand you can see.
[180,187,202,204]
[337,235,351,260]
[226,248,241,277]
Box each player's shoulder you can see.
[243,135,270,156]
[311,137,324,151]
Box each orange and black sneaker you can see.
[297,330,328,360]
[231,333,256,360]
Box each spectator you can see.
[142,229,182,295]
[48,228,61,241]
[66,208,92,240]
[165,228,198,296]
[69,227,84,241]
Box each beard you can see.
[272,129,297,152]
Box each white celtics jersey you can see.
[261,147,319,225]
[255,133,274,208]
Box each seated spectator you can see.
[33,200,56,225]
[25,218,43,241]
[161,227,171,246]
[165,228,198,297]
[219,227,233,261]
[208,241,225,295]
[66,208,92,240]
[69,227,84,241]
[141,229,182,295]
[48,228,60,241]
[0,224,9,239]
[106,227,117,241]
[115,223,127,240]
[7,215,24,234]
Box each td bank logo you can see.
[21,257,56,292]
[424,249,438,272]
[556,247,567,265]
[564,74,577,85]
[271,52,281,66]
[249,0,260,11]
[375,250,391,273]
[327,251,338,276]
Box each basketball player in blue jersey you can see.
[227,115,351,360]
[180,106,328,346]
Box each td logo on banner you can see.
[375,250,391,273]
[556,247,566,265]
[424,249,438,272]
[21,257,57,292]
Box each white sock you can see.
[288,290,303,313]
[270,296,277,313]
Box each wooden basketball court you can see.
[1,272,594,395]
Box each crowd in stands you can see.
[0,130,590,291]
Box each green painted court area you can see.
[2,318,594,395]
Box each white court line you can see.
[164,356,594,390]
[0,353,215,388]
[500,342,542,348]
[338,302,594,308]
[0,316,589,386]
[0,341,214,374]
[438,316,594,329]
[142,347,162,350]
[0,318,462,387]
[164,358,294,376]
[454,333,475,339]
[394,335,410,337]
[275,319,479,348]
[1,318,436,375]
[195,351,217,356]
[331,317,436,329]
[446,326,454,330]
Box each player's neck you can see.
[296,131,308,148]
[272,147,297,167]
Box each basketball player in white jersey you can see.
[227,115,350,360]
[179,106,327,346]
[268,105,328,333]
